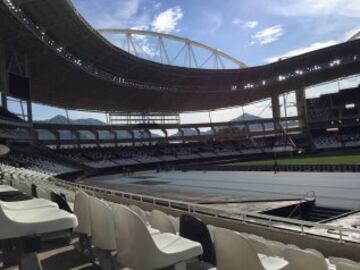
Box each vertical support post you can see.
[295,87,307,129]
[72,129,81,149]
[162,129,169,143]
[195,127,201,141]
[145,129,152,146]
[211,126,217,141]
[127,129,135,147]
[176,128,184,143]
[0,43,8,110]
[110,129,118,147]
[271,94,281,132]
[24,55,33,124]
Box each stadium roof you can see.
[1,0,360,112]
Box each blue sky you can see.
[8,0,360,124]
[70,0,360,65]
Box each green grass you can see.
[222,154,360,166]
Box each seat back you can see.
[89,196,116,250]
[31,184,38,197]
[180,214,216,265]
[335,262,360,270]
[129,204,148,224]
[214,227,264,270]
[36,187,53,201]
[168,215,179,233]
[74,191,91,235]
[148,209,176,234]
[51,192,73,213]
[112,204,159,269]
[284,247,328,270]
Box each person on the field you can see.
[273,160,279,174]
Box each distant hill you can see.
[36,115,105,125]
[36,115,161,140]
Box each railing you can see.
[52,178,360,244]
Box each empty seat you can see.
[0,206,78,239]
[213,227,289,270]
[112,204,203,270]
[330,257,360,270]
[36,186,54,201]
[284,246,328,270]
[89,196,116,251]
[148,209,176,234]
[0,198,58,210]
[168,214,180,234]
[73,190,91,236]
[51,192,73,213]
[0,185,17,192]
[335,262,360,270]
[180,214,216,265]
[129,204,149,224]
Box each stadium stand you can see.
[1,164,359,269]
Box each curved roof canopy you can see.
[1,0,360,112]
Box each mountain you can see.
[36,115,105,125]
[36,115,161,140]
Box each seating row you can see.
[1,163,360,270]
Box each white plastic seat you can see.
[129,204,148,224]
[330,257,360,270]
[89,196,116,251]
[335,262,360,270]
[0,198,58,210]
[0,185,17,192]
[284,246,328,270]
[148,209,176,234]
[0,206,78,239]
[112,204,203,270]
[74,190,91,236]
[213,227,289,270]
[168,215,180,234]
[36,186,54,201]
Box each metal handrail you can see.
[51,177,360,243]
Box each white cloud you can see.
[271,0,360,18]
[244,21,259,29]
[151,6,184,33]
[251,25,283,45]
[115,0,140,20]
[232,19,259,29]
[266,40,338,63]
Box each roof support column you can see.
[145,129,152,146]
[49,129,60,150]
[271,94,281,132]
[71,129,81,149]
[127,129,135,147]
[110,130,117,147]
[90,130,100,147]
[295,87,307,129]
[195,127,201,142]
[0,43,8,110]
[211,126,217,141]
[24,55,33,125]
[161,129,169,143]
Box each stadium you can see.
[1,0,360,269]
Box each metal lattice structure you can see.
[97,29,247,69]
[107,112,180,125]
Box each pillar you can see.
[24,55,32,124]
[0,44,8,110]
[295,87,307,128]
[271,94,281,132]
